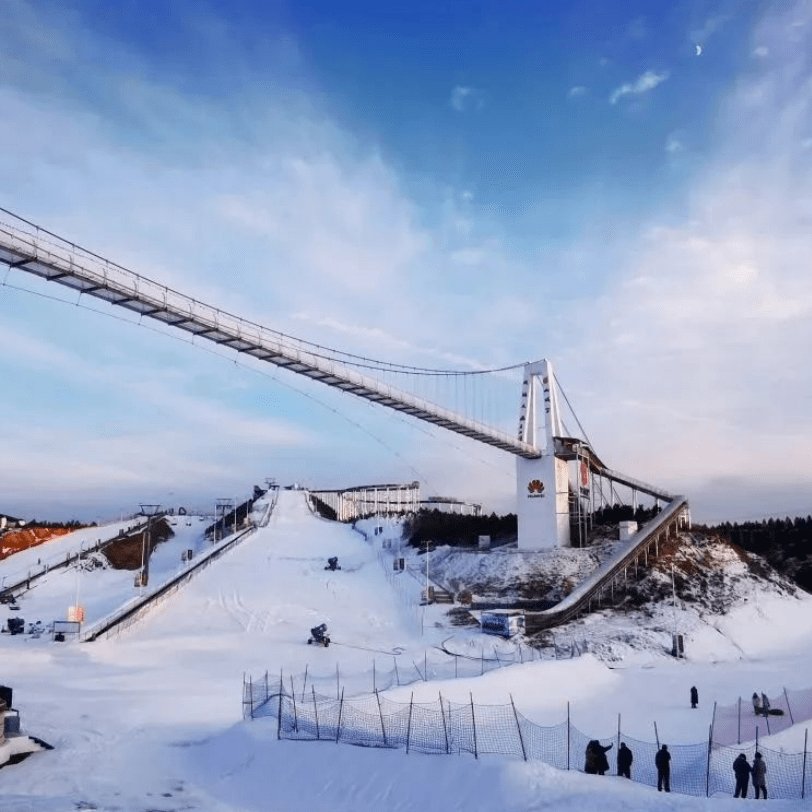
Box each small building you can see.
[480,609,525,638]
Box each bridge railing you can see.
[525,496,689,631]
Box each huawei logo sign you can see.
[527,479,544,494]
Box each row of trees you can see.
[404,509,517,547]
[698,516,812,592]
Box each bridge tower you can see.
[516,359,571,551]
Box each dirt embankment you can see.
[0,527,73,561]
[101,519,174,570]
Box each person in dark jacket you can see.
[752,752,767,799]
[655,744,671,792]
[690,686,698,708]
[617,742,633,778]
[584,740,613,775]
[733,753,752,798]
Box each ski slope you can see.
[0,490,811,811]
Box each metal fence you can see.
[243,675,812,800]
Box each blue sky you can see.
[1,0,811,524]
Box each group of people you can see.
[584,741,671,790]
[752,692,771,716]
[584,740,767,798]
[734,752,768,799]
[580,684,768,799]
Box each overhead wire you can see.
[0,275,514,493]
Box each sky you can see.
[1,0,811,524]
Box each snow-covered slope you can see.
[0,490,810,811]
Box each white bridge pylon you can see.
[0,209,677,551]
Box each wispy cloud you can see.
[568,85,587,98]
[578,1,812,517]
[665,132,685,153]
[450,85,484,112]
[609,70,669,104]
[691,14,731,46]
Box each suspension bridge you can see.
[0,206,689,611]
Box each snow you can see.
[0,490,811,810]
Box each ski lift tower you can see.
[516,359,571,551]
[137,504,162,590]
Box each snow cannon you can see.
[324,557,341,571]
[307,623,330,647]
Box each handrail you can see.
[525,496,688,630]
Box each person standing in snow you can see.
[690,686,698,709]
[733,752,752,798]
[584,740,613,775]
[655,744,671,792]
[752,752,767,799]
[752,692,762,715]
[596,741,612,776]
[761,692,770,716]
[617,742,633,779]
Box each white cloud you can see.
[753,46,769,57]
[665,133,685,153]
[450,85,483,112]
[568,85,587,98]
[575,2,812,517]
[691,14,731,46]
[609,70,670,104]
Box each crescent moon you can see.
[696,44,702,56]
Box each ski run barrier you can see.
[82,493,278,641]
[244,675,812,800]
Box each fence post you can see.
[616,713,621,773]
[312,687,320,740]
[264,670,269,705]
[301,664,308,702]
[803,729,808,800]
[470,692,478,759]
[654,721,660,749]
[706,724,713,797]
[394,656,400,686]
[567,702,570,771]
[248,674,254,720]
[737,696,741,745]
[406,692,414,754]
[290,676,298,732]
[785,687,795,725]
[335,688,344,744]
[710,701,716,743]
[277,670,283,740]
[510,694,527,762]
[375,689,388,747]
[439,692,449,754]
